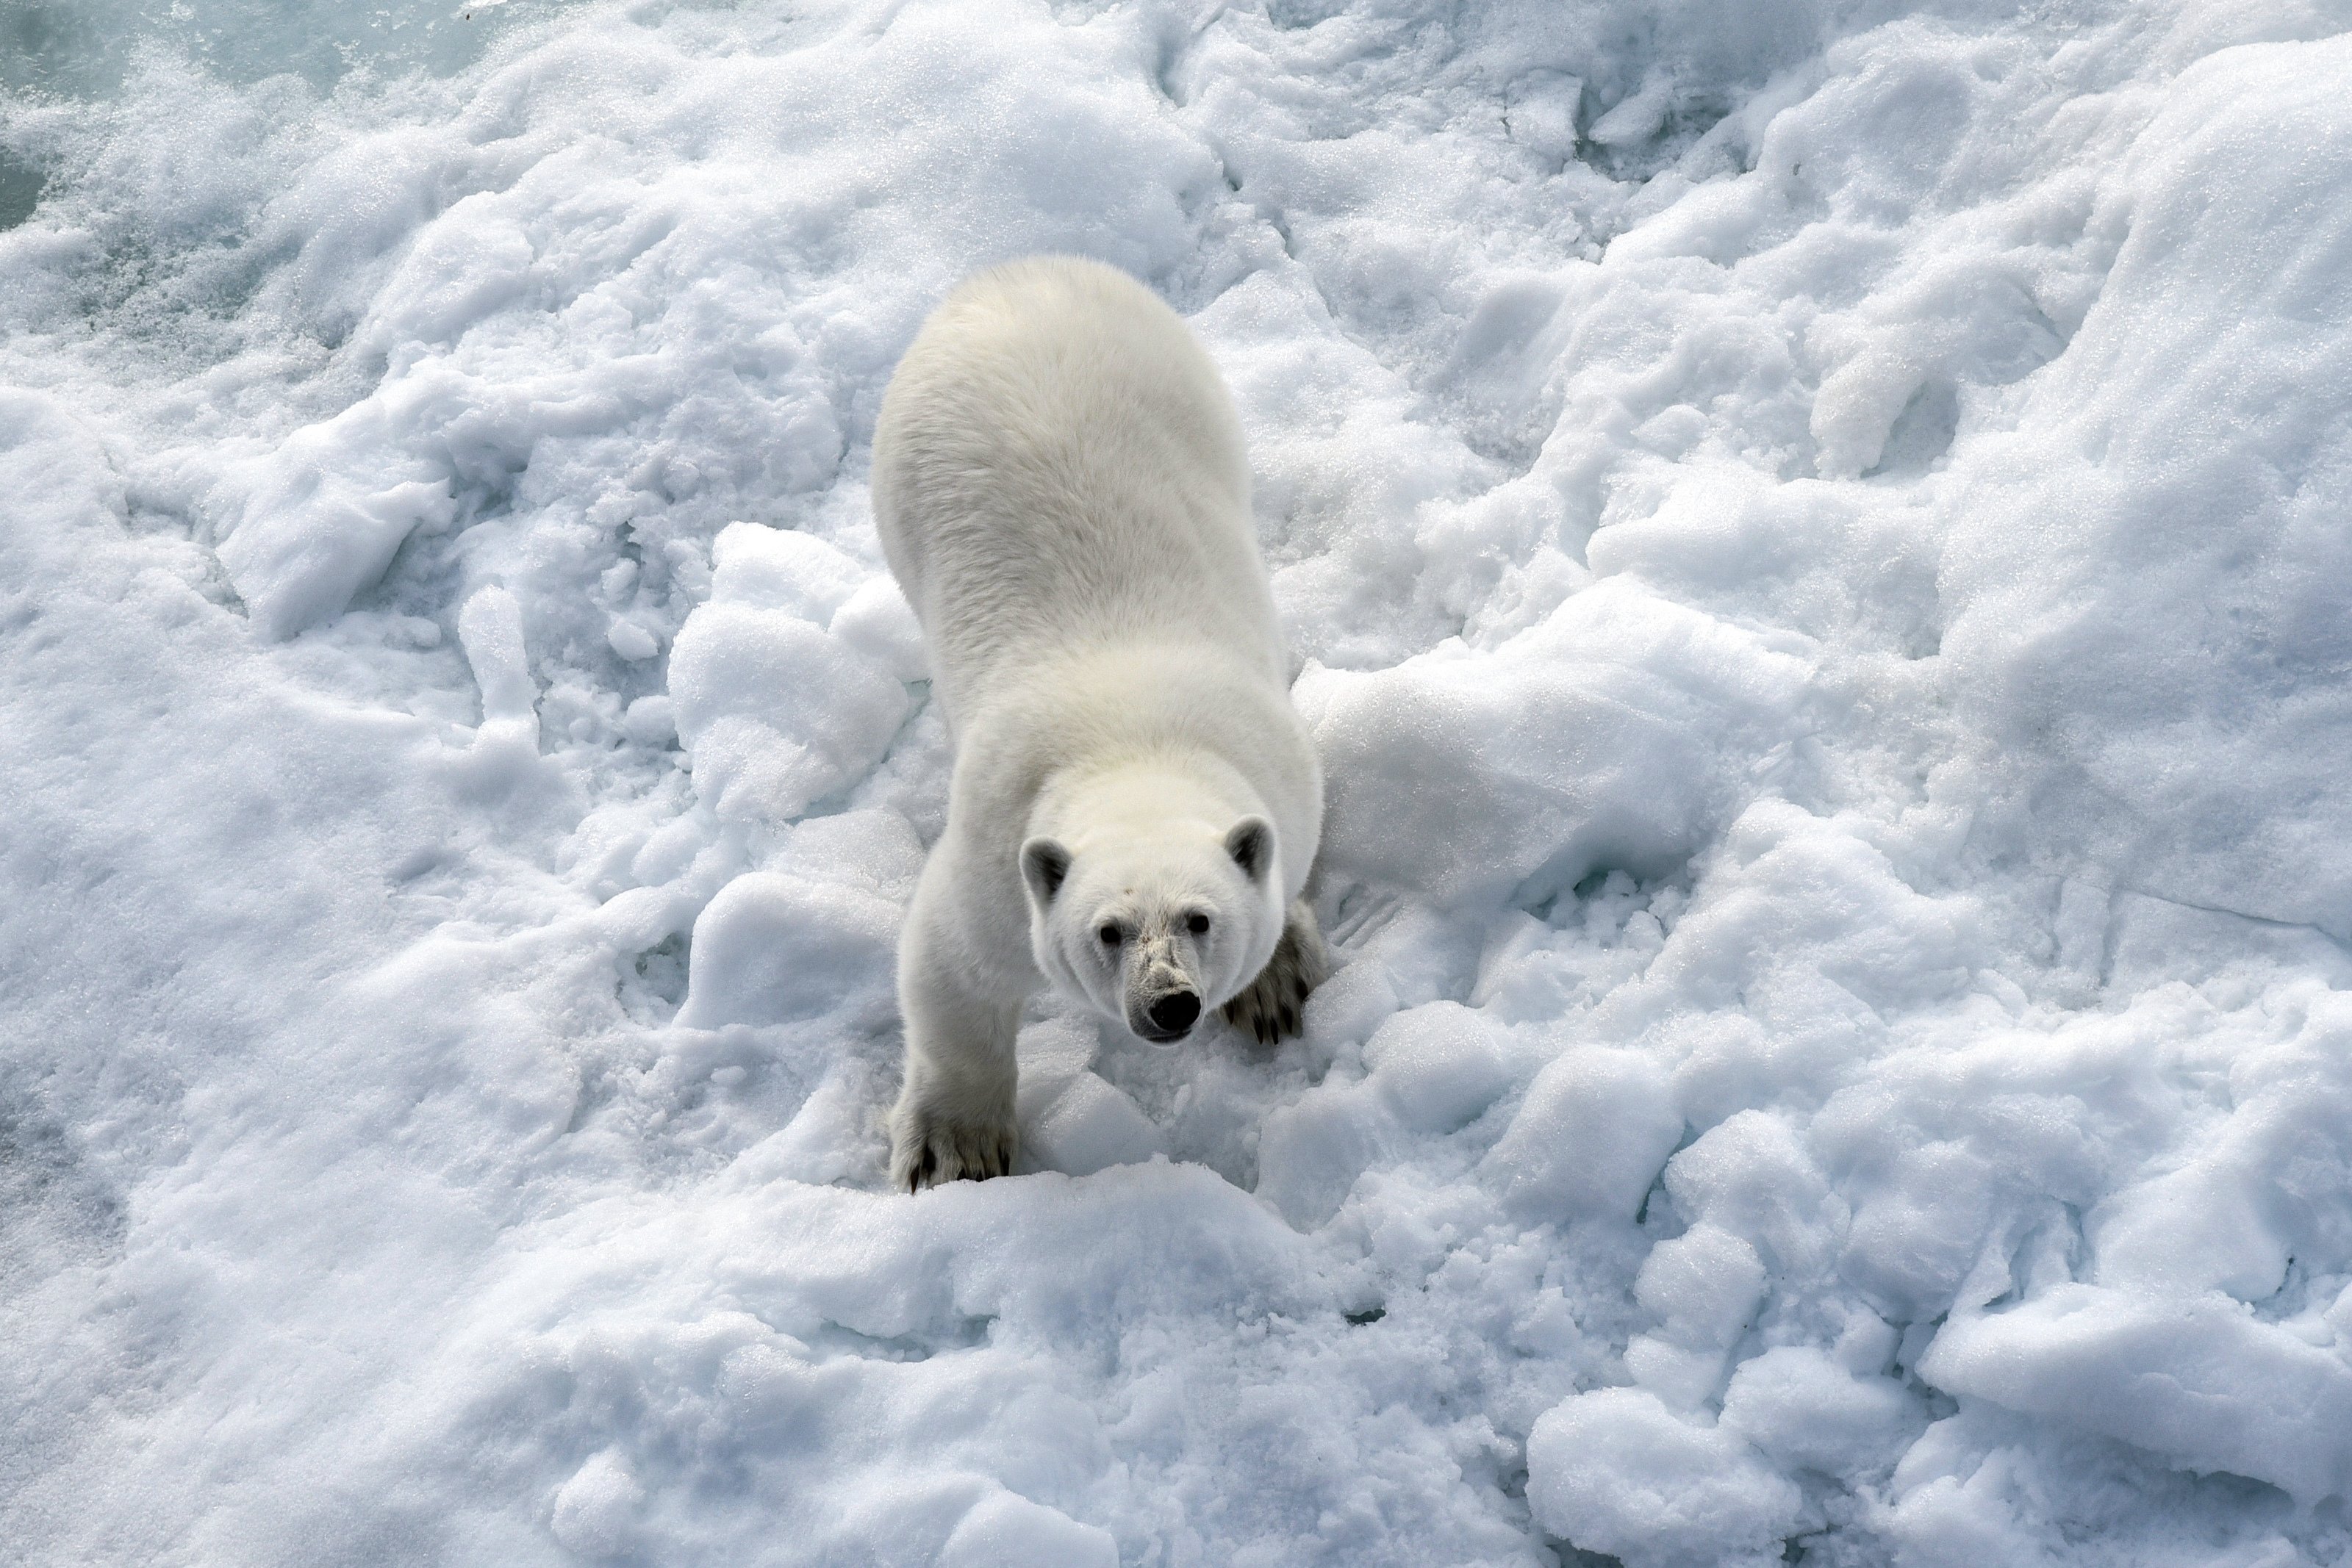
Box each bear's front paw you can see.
[889,1097,1019,1191]
[1222,898,1331,1046]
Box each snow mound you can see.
[1528,1386,1802,1568]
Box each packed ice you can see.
[4,0,2352,1562]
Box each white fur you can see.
[872,256,1324,1189]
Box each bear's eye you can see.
[1186,913,1211,936]
[1098,923,1123,948]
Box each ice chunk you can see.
[1625,1222,1768,1406]
[456,586,534,727]
[1023,1073,1169,1179]
[1920,1285,2352,1506]
[1485,1046,1681,1223]
[1588,73,1674,148]
[939,1492,1118,1568]
[1663,1109,1838,1279]
[1635,1223,1768,1350]
[548,1448,644,1558]
[667,605,909,824]
[620,695,676,747]
[707,522,868,625]
[1360,1001,1514,1134]
[770,809,928,905]
[606,617,659,661]
[217,468,453,640]
[1296,579,1807,908]
[830,575,931,682]
[450,583,543,791]
[675,872,899,1030]
[2090,1164,2288,1303]
[1253,1080,1398,1230]
[1719,1346,1921,1478]
[1527,1386,1802,1568]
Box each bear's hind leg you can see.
[1222,898,1330,1046]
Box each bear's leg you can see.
[889,906,1023,1190]
[1222,897,1330,1046]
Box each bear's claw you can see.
[1222,898,1329,1046]
[891,1103,1018,1190]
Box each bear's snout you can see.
[1144,991,1200,1040]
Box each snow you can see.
[4,0,2352,1563]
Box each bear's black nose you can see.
[1147,991,1201,1036]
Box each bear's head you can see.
[1019,815,1281,1044]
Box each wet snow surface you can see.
[6,0,2352,1561]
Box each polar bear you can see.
[872,256,1327,1190]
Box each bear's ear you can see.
[1020,836,1072,907]
[1225,816,1274,885]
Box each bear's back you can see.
[872,258,1282,719]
